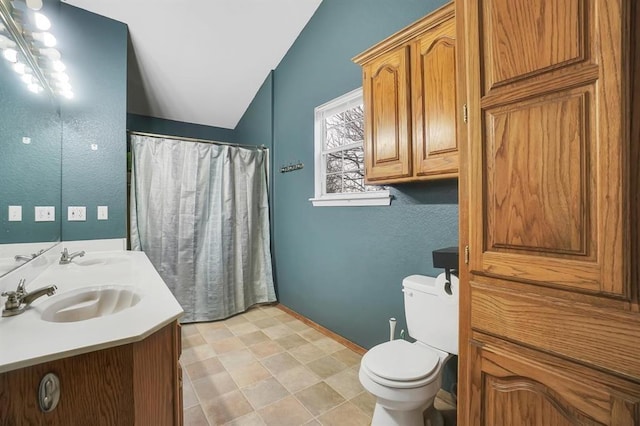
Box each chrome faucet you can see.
[14,249,45,262]
[59,248,85,265]
[1,278,57,317]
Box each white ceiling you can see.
[60,0,322,129]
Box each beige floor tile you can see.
[201,328,234,343]
[242,377,290,410]
[260,306,285,317]
[202,390,253,425]
[294,382,346,417]
[313,337,346,354]
[223,314,250,326]
[181,344,217,366]
[184,405,209,426]
[331,349,362,367]
[210,337,246,354]
[192,371,238,401]
[183,333,207,349]
[299,328,325,342]
[247,341,285,359]
[238,331,269,346]
[306,356,348,379]
[261,352,301,375]
[196,321,227,333]
[325,368,365,399]
[349,391,376,417]
[274,333,308,350]
[228,361,272,388]
[271,312,293,323]
[317,402,371,426]
[186,357,226,381]
[217,349,256,372]
[288,343,326,364]
[182,323,202,337]
[183,378,199,409]
[284,319,310,332]
[257,395,313,426]
[228,321,260,336]
[302,420,321,426]
[252,317,281,329]
[224,411,266,426]
[262,324,295,340]
[274,365,321,393]
[242,308,270,322]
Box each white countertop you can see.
[0,249,184,373]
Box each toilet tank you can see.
[403,274,458,355]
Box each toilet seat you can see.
[361,340,442,389]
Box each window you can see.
[310,88,390,207]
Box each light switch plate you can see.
[35,206,55,222]
[8,205,22,222]
[97,205,108,220]
[67,206,86,221]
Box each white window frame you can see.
[309,88,390,207]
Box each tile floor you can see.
[181,304,373,425]
[181,304,456,426]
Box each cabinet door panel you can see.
[413,16,458,178]
[362,47,412,182]
[468,0,627,296]
[481,0,586,92]
[468,336,640,426]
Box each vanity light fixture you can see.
[0,0,73,99]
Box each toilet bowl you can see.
[359,274,458,426]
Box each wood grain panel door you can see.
[412,11,458,179]
[458,0,639,424]
[362,47,412,182]
[467,0,628,295]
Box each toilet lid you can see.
[363,340,439,382]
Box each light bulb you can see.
[28,83,43,93]
[55,81,71,91]
[34,12,51,31]
[53,60,65,72]
[21,74,34,84]
[3,48,18,62]
[13,62,26,74]
[26,0,43,11]
[0,34,16,49]
[52,72,69,83]
[33,32,56,47]
[60,90,73,99]
[40,47,61,60]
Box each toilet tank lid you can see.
[402,275,437,294]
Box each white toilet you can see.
[359,274,458,426]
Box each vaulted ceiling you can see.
[61,0,322,129]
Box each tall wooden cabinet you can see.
[354,2,458,184]
[457,0,640,424]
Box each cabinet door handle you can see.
[39,373,60,412]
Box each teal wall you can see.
[266,0,456,349]
[127,113,236,143]
[58,3,128,241]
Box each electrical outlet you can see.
[35,206,55,222]
[8,205,22,222]
[67,206,86,221]
[97,205,108,220]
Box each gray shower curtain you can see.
[129,134,276,322]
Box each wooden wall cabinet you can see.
[0,321,183,425]
[354,2,458,184]
[457,0,640,424]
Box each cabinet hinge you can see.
[463,104,468,123]
[464,245,469,264]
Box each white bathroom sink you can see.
[70,256,129,267]
[41,286,141,323]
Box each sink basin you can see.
[41,286,141,323]
[70,256,129,267]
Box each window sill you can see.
[309,191,391,207]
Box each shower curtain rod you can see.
[127,130,267,150]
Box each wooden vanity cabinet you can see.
[0,321,182,425]
[457,0,640,424]
[354,2,458,184]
